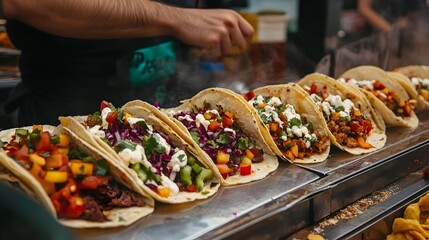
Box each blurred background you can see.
[0,0,428,129]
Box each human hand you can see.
[169,8,254,58]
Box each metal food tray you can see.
[74,112,429,240]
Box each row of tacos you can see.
[0,64,426,229]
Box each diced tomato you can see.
[80,175,106,190]
[14,145,29,161]
[216,164,232,175]
[36,132,53,152]
[349,121,363,133]
[242,91,255,101]
[361,119,373,134]
[208,121,221,131]
[310,84,318,94]
[100,100,110,112]
[240,164,251,176]
[222,114,233,127]
[373,80,385,90]
[106,111,119,123]
[187,184,196,192]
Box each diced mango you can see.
[353,109,361,116]
[46,154,64,169]
[56,148,69,157]
[32,125,43,132]
[331,112,340,120]
[40,180,56,194]
[216,150,230,164]
[244,149,255,160]
[224,111,234,119]
[158,188,171,198]
[298,152,305,159]
[44,171,68,183]
[382,87,390,94]
[285,150,296,161]
[203,112,213,120]
[29,153,46,166]
[57,134,70,148]
[70,162,94,176]
[241,156,252,165]
[291,145,299,157]
[29,162,44,179]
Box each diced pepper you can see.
[106,111,119,123]
[44,171,68,183]
[258,103,267,109]
[187,184,196,192]
[285,150,296,161]
[216,164,231,175]
[208,121,221,131]
[269,122,279,132]
[57,134,70,148]
[70,161,94,176]
[158,188,171,198]
[241,156,252,165]
[216,150,230,164]
[100,100,110,112]
[190,161,202,174]
[195,168,212,192]
[15,128,29,138]
[180,165,192,187]
[224,111,234,119]
[357,136,373,149]
[310,84,318,94]
[131,163,148,182]
[222,114,234,127]
[242,91,255,101]
[244,149,254,160]
[240,164,251,176]
[29,153,46,166]
[290,145,299,157]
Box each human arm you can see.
[0,0,253,54]
[357,0,392,32]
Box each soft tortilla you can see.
[60,106,221,204]
[159,87,279,186]
[393,65,429,110]
[0,126,154,228]
[244,83,331,164]
[298,73,387,155]
[340,65,419,128]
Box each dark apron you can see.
[5,1,197,126]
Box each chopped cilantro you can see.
[69,148,89,160]
[340,116,351,123]
[289,118,302,127]
[79,164,85,175]
[136,120,149,130]
[334,106,345,112]
[203,102,211,109]
[118,216,125,222]
[143,136,157,156]
[92,112,102,125]
[260,114,270,124]
[208,140,218,149]
[216,133,229,145]
[201,191,210,195]
[307,122,314,132]
[277,105,287,112]
[15,129,29,138]
[237,137,249,150]
[190,131,200,144]
[119,140,138,151]
[178,154,186,163]
[117,110,125,124]
[0,141,3,148]
[40,152,51,158]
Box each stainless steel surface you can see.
[73,163,319,240]
[289,169,429,240]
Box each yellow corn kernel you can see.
[29,153,46,166]
[44,171,68,183]
[70,162,94,176]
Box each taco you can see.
[155,88,279,186]
[393,65,429,110]
[298,73,386,155]
[60,101,220,204]
[0,125,154,228]
[339,65,419,128]
[240,83,330,164]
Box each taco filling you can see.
[84,101,215,197]
[1,126,147,222]
[338,78,416,117]
[171,102,264,179]
[305,84,374,149]
[409,76,429,101]
[243,92,328,161]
